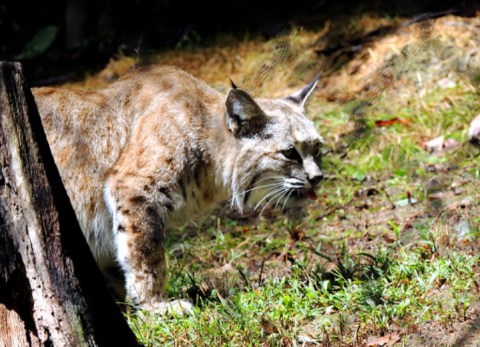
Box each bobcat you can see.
[33,65,324,315]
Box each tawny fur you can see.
[33,65,323,314]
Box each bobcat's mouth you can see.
[281,178,318,206]
[244,176,318,212]
[291,188,317,201]
[303,189,318,201]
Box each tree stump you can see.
[0,62,141,346]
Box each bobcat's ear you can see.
[283,74,320,108]
[225,88,267,137]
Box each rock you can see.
[454,220,471,240]
[423,136,458,153]
[437,77,456,89]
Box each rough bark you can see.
[0,61,141,346]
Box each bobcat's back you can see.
[34,66,225,265]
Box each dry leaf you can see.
[375,117,411,127]
[367,333,401,346]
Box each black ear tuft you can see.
[229,78,238,89]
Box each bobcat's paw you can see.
[140,299,194,316]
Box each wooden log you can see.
[0,61,141,346]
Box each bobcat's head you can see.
[225,77,324,213]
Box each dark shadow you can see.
[2,0,480,83]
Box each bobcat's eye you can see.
[281,147,302,163]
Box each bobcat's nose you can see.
[308,172,324,187]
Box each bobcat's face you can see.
[226,78,324,212]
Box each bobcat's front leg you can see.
[105,178,193,315]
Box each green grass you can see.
[128,242,478,345]
[124,22,480,346]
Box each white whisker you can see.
[254,187,285,212]
[259,189,287,216]
[274,189,289,209]
[232,182,281,200]
[230,176,285,205]
[281,189,295,213]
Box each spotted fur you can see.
[33,65,324,314]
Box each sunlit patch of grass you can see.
[127,239,478,345]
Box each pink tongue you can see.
[306,190,318,201]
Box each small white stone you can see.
[297,335,320,345]
[437,77,456,89]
